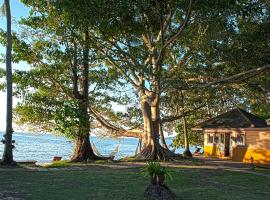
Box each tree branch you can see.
[70,38,82,99]
[89,106,143,138]
[160,104,205,123]
[156,0,192,65]
[98,29,141,82]
[156,0,174,42]
[163,0,193,49]
[93,41,140,88]
[89,106,122,131]
[188,64,270,89]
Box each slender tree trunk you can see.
[182,114,192,157]
[181,91,192,157]
[1,0,14,165]
[159,123,169,149]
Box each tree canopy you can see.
[0,0,269,161]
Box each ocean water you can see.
[0,131,189,163]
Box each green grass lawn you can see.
[255,166,270,175]
[0,167,269,200]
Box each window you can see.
[214,134,219,143]
[236,134,245,145]
[207,133,223,144]
[220,134,225,144]
[207,134,214,144]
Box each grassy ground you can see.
[0,165,269,200]
[254,166,270,175]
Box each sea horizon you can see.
[0,131,188,164]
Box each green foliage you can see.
[94,160,107,164]
[54,100,82,139]
[10,0,133,139]
[0,68,5,91]
[251,104,270,120]
[44,160,71,168]
[172,115,203,148]
[141,161,172,180]
[0,3,5,16]
[9,0,270,147]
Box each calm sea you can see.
[0,131,189,163]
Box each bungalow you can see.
[193,108,270,164]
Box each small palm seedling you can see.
[141,161,172,185]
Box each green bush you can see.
[44,160,71,168]
[141,161,172,180]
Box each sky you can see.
[0,0,30,130]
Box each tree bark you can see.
[136,92,175,160]
[159,123,169,150]
[70,98,97,161]
[1,0,15,165]
[71,133,96,162]
[182,114,192,157]
[152,95,169,150]
[134,49,176,160]
[70,30,101,162]
[181,91,192,157]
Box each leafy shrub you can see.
[141,161,172,180]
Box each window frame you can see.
[220,134,225,144]
[236,133,246,146]
[207,133,214,144]
[207,133,222,145]
[214,134,219,144]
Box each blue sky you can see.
[0,0,29,130]
[0,0,29,69]
[0,0,29,27]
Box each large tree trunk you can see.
[135,55,175,160]
[71,134,96,162]
[70,30,103,162]
[136,93,175,160]
[1,0,15,165]
[70,100,97,162]
[152,95,169,150]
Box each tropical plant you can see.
[58,0,270,161]
[141,161,172,180]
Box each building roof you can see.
[193,108,269,130]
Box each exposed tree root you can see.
[183,149,192,158]
[135,144,182,161]
[70,134,114,162]
[70,151,113,162]
[0,160,17,166]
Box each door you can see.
[224,133,230,157]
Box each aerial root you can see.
[135,144,182,161]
